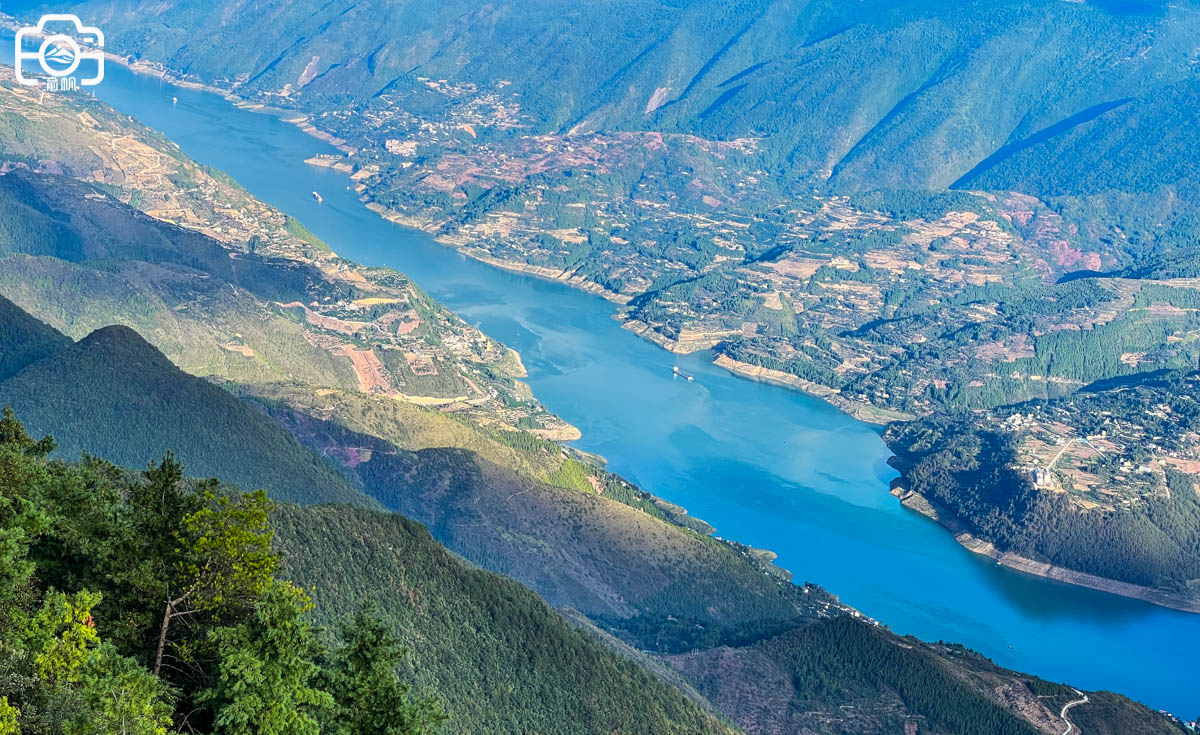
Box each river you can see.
[15,56,1198,715]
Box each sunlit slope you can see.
[46,0,1200,198]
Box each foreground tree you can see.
[322,602,446,735]
[17,590,173,735]
[154,489,278,676]
[202,581,331,735]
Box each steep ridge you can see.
[272,503,738,735]
[0,289,71,381]
[31,0,1200,197]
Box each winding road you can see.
[1059,689,1089,735]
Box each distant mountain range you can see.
[25,0,1200,206]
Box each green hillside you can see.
[0,411,732,734]
[0,298,371,507]
[885,370,1200,598]
[0,292,71,382]
[273,504,735,735]
[248,385,839,629]
[667,617,1184,735]
[40,0,1200,203]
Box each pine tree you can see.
[202,581,332,735]
[323,602,446,735]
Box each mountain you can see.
[0,295,371,506]
[272,502,737,735]
[0,408,735,734]
[42,0,1200,613]
[34,0,1200,421]
[0,288,71,381]
[0,81,570,438]
[665,617,1182,735]
[29,0,1200,202]
[247,385,835,625]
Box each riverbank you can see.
[891,485,1200,614]
[712,354,915,426]
[348,175,926,424]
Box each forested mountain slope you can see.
[272,503,740,735]
[0,294,371,506]
[23,0,1200,201]
[0,291,70,381]
[665,617,1183,735]
[0,410,736,734]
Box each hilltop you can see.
[0,299,371,506]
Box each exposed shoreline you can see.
[338,179,927,425]
[891,485,1200,615]
[712,354,915,426]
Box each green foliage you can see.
[182,490,279,614]
[284,216,332,254]
[28,591,102,687]
[546,457,593,492]
[0,409,54,460]
[321,602,446,735]
[203,581,332,735]
[0,412,445,735]
[0,697,18,735]
[70,644,174,735]
[848,190,984,221]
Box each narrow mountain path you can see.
[1059,689,1089,735]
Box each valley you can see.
[19,49,1192,721]
[68,11,1200,623]
[1,0,1199,728]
